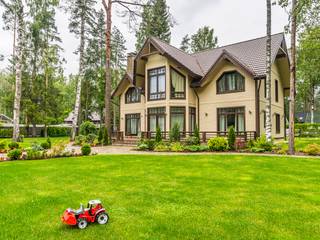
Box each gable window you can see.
[275,80,279,102]
[148,67,166,100]
[125,114,140,136]
[218,107,245,132]
[189,107,196,132]
[217,71,245,94]
[125,87,140,103]
[170,107,185,132]
[170,67,186,99]
[148,107,166,132]
[275,113,280,134]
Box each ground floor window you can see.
[125,114,140,136]
[275,113,280,134]
[148,107,166,132]
[189,107,196,132]
[218,107,245,132]
[170,107,185,131]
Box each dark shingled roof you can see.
[149,33,286,81]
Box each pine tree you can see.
[180,34,191,53]
[190,26,218,53]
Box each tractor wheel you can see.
[96,212,109,225]
[77,218,88,229]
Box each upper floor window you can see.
[148,67,166,100]
[125,87,140,103]
[217,71,245,94]
[170,67,185,99]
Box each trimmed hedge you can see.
[295,123,320,137]
[45,127,71,137]
[0,128,27,138]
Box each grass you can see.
[277,137,320,152]
[0,154,319,239]
[0,137,69,149]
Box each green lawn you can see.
[277,137,320,152]
[0,137,69,149]
[0,155,319,240]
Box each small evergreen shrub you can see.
[185,136,200,146]
[40,142,50,150]
[304,144,320,156]
[154,142,170,152]
[98,127,104,144]
[169,123,180,142]
[46,138,52,149]
[8,142,19,150]
[0,141,6,151]
[155,126,162,143]
[170,142,184,152]
[79,121,97,136]
[81,144,91,156]
[207,137,228,151]
[193,125,200,144]
[7,149,22,160]
[228,126,236,150]
[145,139,156,150]
[103,127,110,145]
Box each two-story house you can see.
[112,33,290,141]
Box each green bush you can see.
[85,133,97,145]
[46,138,52,148]
[154,142,170,152]
[26,149,45,160]
[0,141,6,150]
[40,142,50,150]
[170,142,184,152]
[185,136,200,146]
[137,143,148,151]
[81,144,91,156]
[46,127,71,137]
[251,135,273,152]
[145,139,156,150]
[295,123,320,137]
[207,137,228,151]
[8,142,19,150]
[7,149,22,160]
[193,125,200,144]
[228,126,236,150]
[184,145,209,152]
[155,126,162,143]
[103,127,110,146]
[251,147,266,153]
[0,128,12,138]
[98,127,104,144]
[31,142,43,151]
[75,135,86,146]
[79,121,97,136]
[169,123,180,142]
[304,144,320,156]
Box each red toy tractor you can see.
[61,200,109,229]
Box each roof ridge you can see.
[150,36,193,56]
[191,32,284,56]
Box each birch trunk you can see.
[103,0,112,143]
[265,0,272,142]
[71,6,86,141]
[12,2,24,142]
[288,0,297,155]
[310,84,314,124]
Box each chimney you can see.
[126,52,136,75]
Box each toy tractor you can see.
[61,200,109,229]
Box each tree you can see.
[190,26,218,53]
[68,0,97,141]
[265,0,272,142]
[180,34,190,53]
[135,0,173,50]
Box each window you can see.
[263,111,266,128]
[125,114,140,136]
[148,67,166,100]
[218,107,245,132]
[125,87,140,103]
[275,113,280,134]
[148,107,166,132]
[170,67,186,99]
[189,107,196,132]
[275,80,279,102]
[217,71,245,94]
[170,107,185,132]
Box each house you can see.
[64,111,102,125]
[112,33,290,141]
[0,114,13,124]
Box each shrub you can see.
[193,125,200,144]
[85,133,97,145]
[79,121,97,136]
[81,144,91,156]
[137,143,148,151]
[251,135,273,152]
[251,147,266,153]
[75,135,86,146]
[169,123,180,142]
[207,137,228,151]
[155,126,162,143]
[49,143,67,158]
[46,126,71,137]
[228,126,236,150]
[7,149,22,160]
[46,138,52,149]
[40,142,50,150]
[170,142,184,152]
[0,141,6,151]
[304,144,320,156]
[8,142,19,150]
[103,127,110,146]
[154,142,170,152]
[98,127,104,144]
[26,149,45,160]
[31,142,43,151]
[183,145,201,152]
[0,128,12,138]
[185,136,200,146]
[145,139,156,150]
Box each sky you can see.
[0,0,289,75]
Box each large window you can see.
[125,87,140,103]
[275,113,280,134]
[170,107,185,132]
[189,107,196,132]
[218,107,245,132]
[170,67,185,99]
[148,107,166,132]
[217,71,245,94]
[125,114,140,136]
[148,67,166,100]
[275,80,279,102]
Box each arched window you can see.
[217,71,245,94]
[125,87,140,103]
